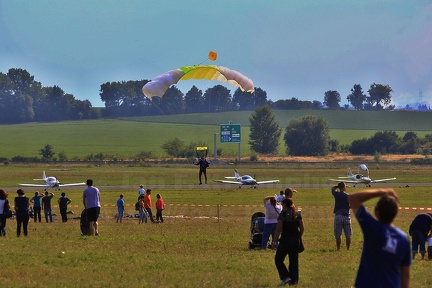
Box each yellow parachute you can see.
[142,65,254,99]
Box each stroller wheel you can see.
[248,242,253,249]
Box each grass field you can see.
[0,110,432,159]
[1,164,431,287]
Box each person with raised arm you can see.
[348,188,411,288]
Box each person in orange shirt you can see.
[155,193,165,223]
[144,189,154,222]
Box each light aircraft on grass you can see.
[214,169,280,188]
[328,164,396,187]
[19,171,86,191]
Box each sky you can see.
[1,0,432,108]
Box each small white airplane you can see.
[19,171,86,190]
[214,169,280,188]
[328,164,396,187]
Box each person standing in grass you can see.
[138,194,148,224]
[0,189,11,236]
[116,194,124,223]
[144,189,154,223]
[331,182,352,251]
[284,188,297,209]
[30,191,43,222]
[261,195,281,249]
[276,191,284,203]
[409,212,432,260]
[273,198,304,286]
[14,189,30,237]
[58,192,72,223]
[42,191,54,222]
[83,179,101,236]
[348,188,411,288]
[155,193,165,223]
[138,185,145,200]
[194,157,209,185]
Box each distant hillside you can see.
[0,110,431,159]
[121,110,432,131]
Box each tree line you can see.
[0,69,99,123]
[247,106,432,158]
[1,67,418,124]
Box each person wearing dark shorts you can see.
[82,179,101,236]
[86,207,100,222]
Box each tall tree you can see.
[184,86,203,113]
[284,115,330,156]
[7,68,41,96]
[203,85,231,112]
[232,87,267,111]
[248,105,281,154]
[323,90,341,109]
[162,86,184,114]
[39,144,55,160]
[366,83,393,109]
[347,84,366,110]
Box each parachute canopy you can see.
[142,65,254,99]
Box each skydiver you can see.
[194,157,210,184]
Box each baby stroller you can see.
[248,212,265,249]
[80,209,91,236]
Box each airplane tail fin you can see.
[33,171,47,181]
[347,168,353,177]
[234,169,240,180]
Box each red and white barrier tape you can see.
[53,204,432,211]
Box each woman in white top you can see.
[261,196,282,249]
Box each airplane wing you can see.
[328,179,360,184]
[256,180,280,184]
[19,183,49,187]
[224,177,237,179]
[371,177,397,183]
[58,182,86,187]
[214,180,242,185]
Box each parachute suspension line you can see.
[197,51,218,65]
[149,99,166,115]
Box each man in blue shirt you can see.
[349,188,411,288]
[116,194,124,223]
[332,182,351,251]
[30,191,44,222]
